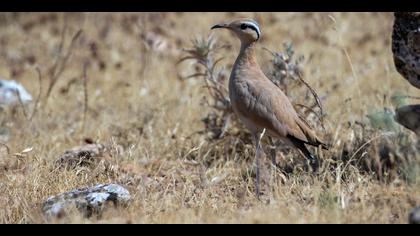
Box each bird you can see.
[211,18,328,197]
[392,12,420,90]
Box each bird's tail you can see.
[288,135,319,172]
[295,116,329,150]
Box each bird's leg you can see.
[254,129,266,199]
[268,136,277,167]
[254,135,261,199]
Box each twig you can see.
[296,72,325,128]
[135,17,151,77]
[262,47,276,57]
[49,17,68,77]
[294,103,326,131]
[0,142,10,155]
[14,89,28,119]
[29,67,42,121]
[342,48,361,100]
[82,61,89,130]
[45,27,83,100]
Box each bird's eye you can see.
[240,23,247,30]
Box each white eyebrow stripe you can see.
[244,21,261,38]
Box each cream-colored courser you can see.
[211,18,328,196]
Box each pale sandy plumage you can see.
[212,18,327,196]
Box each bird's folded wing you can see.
[235,78,326,148]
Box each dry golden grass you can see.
[0,12,419,224]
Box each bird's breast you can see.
[229,74,251,109]
[229,76,265,122]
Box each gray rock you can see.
[42,183,131,218]
[395,105,420,136]
[409,206,420,224]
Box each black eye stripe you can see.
[240,23,260,40]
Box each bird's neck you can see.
[230,41,260,85]
[236,42,258,67]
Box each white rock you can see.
[42,183,131,218]
[0,79,32,105]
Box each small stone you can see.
[42,183,131,218]
[409,206,420,224]
[56,144,108,168]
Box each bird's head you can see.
[211,18,261,45]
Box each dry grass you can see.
[0,12,419,224]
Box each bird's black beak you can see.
[211,23,228,30]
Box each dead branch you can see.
[296,72,325,126]
[14,89,28,119]
[45,27,83,100]
[82,60,89,129]
[0,142,10,155]
[30,67,42,121]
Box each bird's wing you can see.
[233,72,326,148]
